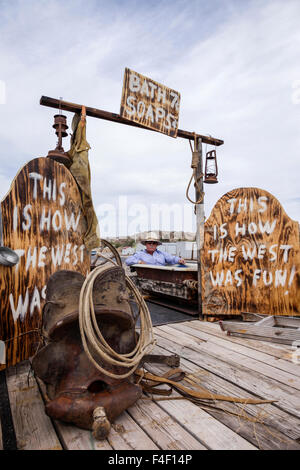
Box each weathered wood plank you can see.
[151,331,300,442]
[143,362,257,450]
[153,327,300,418]
[182,320,295,360]
[107,412,159,450]
[6,361,62,450]
[176,361,300,450]
[275,317,300,328]
[169,322,300,377]
[220,320,300,345]
[256,316,275,326]
[159,324,300,390]
[144,351,300,450]
[120,68,180,138]
[51,421,113,450]
[127,397,206,450]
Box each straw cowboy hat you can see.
[141,232,162,245]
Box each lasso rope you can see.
[78,255,156,379]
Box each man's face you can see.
[145,241,158,254]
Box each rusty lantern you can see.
[47,113,72,167]
[204,150,218,184]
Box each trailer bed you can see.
[1,320,300,450]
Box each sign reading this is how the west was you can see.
[120,67,181,138]
[201,187,300,316]
[0,157,90,369]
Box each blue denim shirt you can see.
[125,249,180,266]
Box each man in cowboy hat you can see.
[125,233,185,267]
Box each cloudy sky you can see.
[0,0,299,238]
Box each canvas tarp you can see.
[67,107,100,251]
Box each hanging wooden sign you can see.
[120,67,181,138]
[0,157,90,370]
[201,187,300,316]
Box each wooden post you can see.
[195,137,204,320]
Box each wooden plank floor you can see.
[1,320,300,450]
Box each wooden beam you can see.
[40,96,224,147]
[195,137,204,321]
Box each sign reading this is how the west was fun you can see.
[0,157,90,370]
[201,187,300,316]
[120,67,181,138]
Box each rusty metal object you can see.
[136,278,198,304]
[182,279,198,290]
[91,239,122,269]
[132,265,198,312]
[0,247,19,266]
[47,113,72,167]
[32,267,142,436]
[204,150,218,184]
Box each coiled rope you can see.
[78,255,156,379]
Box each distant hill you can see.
[107,230,196,245]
